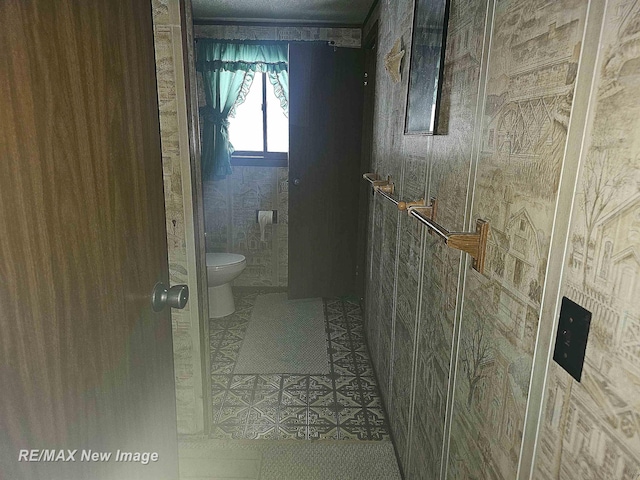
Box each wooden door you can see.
[0,1,179,479]
[288,43,364,299]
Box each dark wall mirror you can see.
[404,0,450,135]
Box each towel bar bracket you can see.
[443,219,489,274]
[375,182,394,195]
[405,196,437,218]
[362,173,395,195]
[408,206,489,275]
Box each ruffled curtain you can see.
[196,41,289,180]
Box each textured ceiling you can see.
[191,0,374,25]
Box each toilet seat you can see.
[206,253,246,271]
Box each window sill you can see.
[231,152,288,167]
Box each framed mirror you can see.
[404,0,450,135]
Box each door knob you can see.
[151,282,189,312]
[293,178,301,186]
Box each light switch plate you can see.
[553,296,591,382]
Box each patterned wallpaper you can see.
[535,0,640,478]
[449,1,587,479]
[363,0,638,478]
[204,168,289,287]
[194,24,361,47]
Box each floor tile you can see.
[211,375,231,389]
[229,375,258,389]
[211,361,235,375]
[222,389,253,407]
[247,405,278,424]
[253,375,281,390]
[251,389,280,406]
[278,424,307,440]
[208,292,390,442]
[279,406,307,425]
[282,374,308,390]
[279,389,307,406]
[308,406,338,425]
[217,406,250,425]
[309,424,339,440]
[244,423,278,439]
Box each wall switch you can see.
[553,296,591,382]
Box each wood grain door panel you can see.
[0,1,178,478]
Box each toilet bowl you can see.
[206,253,247,318]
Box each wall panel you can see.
[534,1,640,478]
[358,0,640,478]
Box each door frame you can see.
[179,0,212,435]
[355,21,378,298]
[153,0,211,436]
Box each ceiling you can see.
[191,0,375,25]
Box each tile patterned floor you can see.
[209,291,390,441]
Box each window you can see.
[228,73,288,167]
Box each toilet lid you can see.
[206,252,246,268]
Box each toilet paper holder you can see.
[256,210,278,224]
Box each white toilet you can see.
[206,252,247,318]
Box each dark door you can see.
[288,43,364,299]
[0,1,179,479]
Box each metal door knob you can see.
[293,178,301,186]
[151,282,189,312]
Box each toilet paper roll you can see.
[258,210,273,241]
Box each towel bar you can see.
[407,205,489,274]
[363,172,395,196]
[362,172,488,273]
[363,174,437,216]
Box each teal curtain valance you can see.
[196,41,288,72]
[196,40,289,180]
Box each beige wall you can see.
[534,0,640,478]
[194,24,361,47]
[204,168,289,287]
[152,0,206,435]
[364,0,640,478]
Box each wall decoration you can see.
[404,0,450,134]
[384,38,405,84]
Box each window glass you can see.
[266,80,288,153]
[228,73,263,152]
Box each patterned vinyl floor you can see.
[209,290,390,441]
